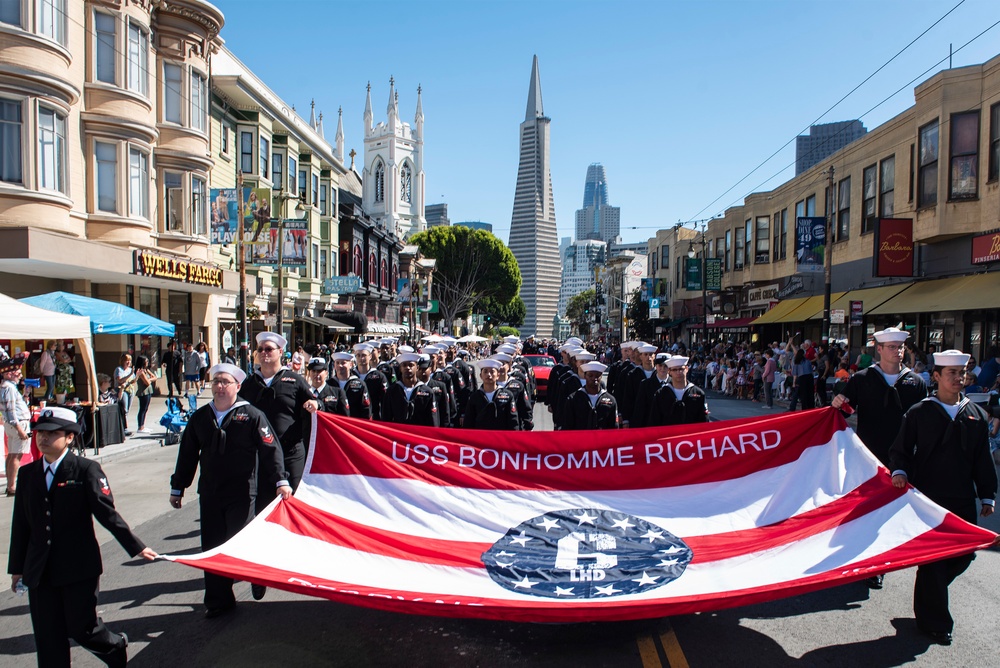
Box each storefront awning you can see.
[707,316,756,330]
[662,317,690,328]
[297,314,354,333]
[869,273,1000,315]
[786,292,848,321]
[751,295,812,325]
[804,284,911,319]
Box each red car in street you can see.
[523,354,557,399]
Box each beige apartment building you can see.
[0,0,236,378]
[652,51,1000,359]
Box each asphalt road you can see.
[2,394,998,667]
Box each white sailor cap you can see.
[654,353,671,365]
[580,361,608,374]
[395,352,421,364]
[575,351,597,362]
[457,349,470,356]
[420,346,442,355]
[873,327,910,343]
[398,345,415,354]
[476,358,503,371]
[256,331,287,350]
[503,335,520,344]
[209,363,247,384]
[636,343,658,354]
[566,337,583,346]
[353,343,373,353]
[665,356,690,368]
[497,344,517,355]
[558,343,576,352]
[378,338,394,347]
[330,352,354,362]
[933,349,970,367]
[621,341,642,349]
[491,353,513,364]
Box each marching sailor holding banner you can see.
[562,361,619,430]
[647,355,709,426]
[463,358,521,430]
[889,349,997,645]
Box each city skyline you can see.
[212,0,1000,245]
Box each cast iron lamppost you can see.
[688,222,709,351]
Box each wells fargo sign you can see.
[971,231,1000,265]
[873,218,914,278]
[133,250,223,287]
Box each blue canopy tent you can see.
[20,292,175,336]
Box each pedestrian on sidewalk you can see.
[9,406,157,666]
[113,354,136,436]
[133,355,157,434]
[1,353,31,496]
[161,341,183,398]
[761,349,777,408]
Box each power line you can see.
[685,0,974,221]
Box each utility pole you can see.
[821,165,835,345]
[275,217,285,338]
[236,172,249,374]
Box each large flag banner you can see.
[166,409,997,623]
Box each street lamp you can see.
[688,224,709,351]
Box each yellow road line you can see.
[659,624,690,668]
[636,634,661,668]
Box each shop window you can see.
[918,120,938,207]
[168,290,191,345]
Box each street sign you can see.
[322,276,362,294]
[263,314,277,327]
[830,309,845,324]
[650,307,660,319]
[649,298,660,309]
[706,314,716,324]
[850,300,864,326]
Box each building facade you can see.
[558,238,605,317]
[508,55,560,338]
[0,0,235,381]
[425,202,449,228]
[655,52,1000,359]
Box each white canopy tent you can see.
[0,292,98,401]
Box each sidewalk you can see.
[1,393,195,487]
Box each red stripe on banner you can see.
[172,515,996,623]
[267,477,905,567]
[308,408,845,491]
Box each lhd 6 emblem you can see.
[482,509,692,599]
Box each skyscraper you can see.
[508,56,560,338]
[575,163,620,243]
[795,120,867,175]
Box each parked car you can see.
[523,354,556,399]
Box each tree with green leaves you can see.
[627,288,656,342]
[476,295,526,328]
[566,289,598,337]
[410,226,522,331]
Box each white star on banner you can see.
[554,586,575,596]
[509,531,532,547]
[495,560,514,568]
[659,546,684,554]
[574,511,598,526]
[611,517,636,531]
[640,530,664,543]
[658,558,679,568]
[595,584,621,596]
[497,550,514,557]
[632,571,659,586]
[536,517,560,531]
[513,576,538,589]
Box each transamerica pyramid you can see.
[508,55,561,339]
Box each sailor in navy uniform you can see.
[608,341,638,397]
[330,352,376,419]
[353,343,386,420]
[647,355,709,426]
[831,326,927,590]
[9,406,157,667]
[563,361,619,430]
[551,348,594,429]
[889,350,998,646]
[464,358,521,430]
[238,332,319,512]
[381,352,440,427]
[307,357,349,416]
[631,352,672,428]
[425,346,459,427]
[493,352,534,431]
[617,343,658,428]
[546,343,576,411]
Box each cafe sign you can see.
[133,250,223,288]
[746,283,779,307]
[971,231,1000,264]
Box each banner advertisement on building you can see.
[246,219,307,267]
[211,187,272,246]
[705,258,722,291]
[971,230,1000,264]
[685,258,702,291]
[873,218,914,277]
[795,217,826,273]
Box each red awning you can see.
[706,316,756,329]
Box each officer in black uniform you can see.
[889,350,997,646]
[494,352,534,431]
[169,363,292,617]
[329,352,376,419]
[464,359,521,430]
[618,343,657,428]
[563,361,619,430]
[551,348,593,429]
[381,352,440,427]
[831,326,927,590]
[238,332,319,512]
[353,343,387,419]
[648,355,710,426]
[308,357,350,416]
[631,352,672,429]
[10,406,157,667]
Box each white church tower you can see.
[362,79,426,239]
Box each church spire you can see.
[524,55,544,121]
[415,84,423,124]
[309,98,316,127]
[335,106,344,161]
[387,76,398,121]
[364,81,373,134]
[316,111,324,138]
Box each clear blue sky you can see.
[213,0,1000,245]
